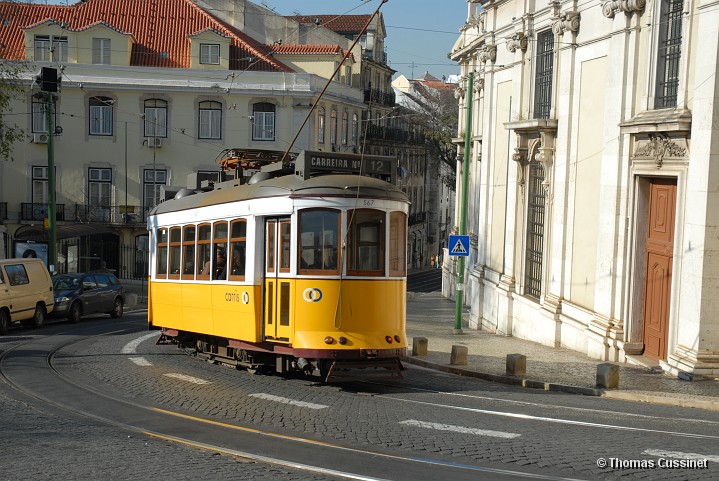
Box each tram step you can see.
[324,359,404,383]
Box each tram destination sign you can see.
[295,150,397,184]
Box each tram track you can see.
[0,321,587,481]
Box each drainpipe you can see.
[454,72,473,334]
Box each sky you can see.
[262,0,467,81]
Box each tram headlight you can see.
[324,336,335,344]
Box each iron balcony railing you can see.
[21,203,66,221]
[363,88,396,107]
[409,212,427,226]
[364,124,425,143]
[73,204,146,224]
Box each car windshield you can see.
[53,275,81,290]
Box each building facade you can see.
[450,0,719,377]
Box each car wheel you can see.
[110,297,124,319]
[32,304,46,329]
[0,309,9,335]
[68,302,82,323]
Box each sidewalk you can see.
[404,291,719,412]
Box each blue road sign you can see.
[448,235,470,257]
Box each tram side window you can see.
[298,209,339,274]
[156,228,168,279]
[211,221,228,280]
[181,225,196,280]
[347,209,385,276]
[389,212,407,277]
[229,219,246,280]
[196,223,212,280]
[168,227,181,279]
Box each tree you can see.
[0,59,28,161]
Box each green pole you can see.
[454,72,473,334]
[46,93,57,274]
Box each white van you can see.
[0,258,54,334]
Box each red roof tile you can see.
[287,15,373,34]
[0,0,292,71]
[272,43,344,56]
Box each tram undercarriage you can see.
[158,329,404,383]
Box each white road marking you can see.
[121,332,160,354]
[128,357,152,367]
[163,373,211,385]
[400,419,520,439]
[643,449,719,463]
[249,393,329,410]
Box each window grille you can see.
[655,0,683,109]
[524,158,545,299]
[533,30,554,119]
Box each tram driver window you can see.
[298,209,340,274]
[156,228,168,279]
[347,209,385,276]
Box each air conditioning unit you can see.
[33,133,49,144]
[147,137,163,148]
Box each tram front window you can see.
[298,209,339,274]
[347,209,384,276]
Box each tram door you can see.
[263,218,293,342]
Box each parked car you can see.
[52,272,124,322]
[0,258,55,334]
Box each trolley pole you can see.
[454,72,473,333]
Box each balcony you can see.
[363,88,395,107]
[21,203,66,222]
[74,204,146,224]
[409,212,427,226]
[364,124,426,143]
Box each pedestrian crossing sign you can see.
[448,235,470,257]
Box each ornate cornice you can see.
[478,44,497,64]
[602,0,646,18]
[506,32,528,53]
[552,11,580,35]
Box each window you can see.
[345,66,352,85]
[252,102,275,141]
[89,97,113,136]
[229,220,247,280]
[31,98,56,133]
[200,44,220,64]
[199,100,222,139]
[389,212,407,277]
[196,224,212,280]
[52,36,68,62]
[143,169,167,212]
[334,62,341,81]
[341,111,348,145]
[144,99,167,138]
[330,109,337,145]
[34,35,50,62]
[181,225,196,280]
[92,38,111,64]
[352,113,358,146]
[88,168,112,221]
[524,157,546,299]
[5,264,29,286]
[210,222,228,280]
[317,108,325,144]
[156,228,168,279]
[533,30,554,119]
[655,0,683,109]
[32,166,49,204]
[347,209,385,276]
[298,209,340,274]
[168,227,181,279]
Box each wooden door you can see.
[642,178,676,360]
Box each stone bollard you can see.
[506,353,527,377]
[412,337,428,356]
[450,345,468,365]
[596,363,619,389]
[126,293,138,307]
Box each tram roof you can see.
[150,173,409,216]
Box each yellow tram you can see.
[147,151,409,381]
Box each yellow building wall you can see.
[570,56,607,309]
[489,81,511,272]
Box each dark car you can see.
[52,272,124,322]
